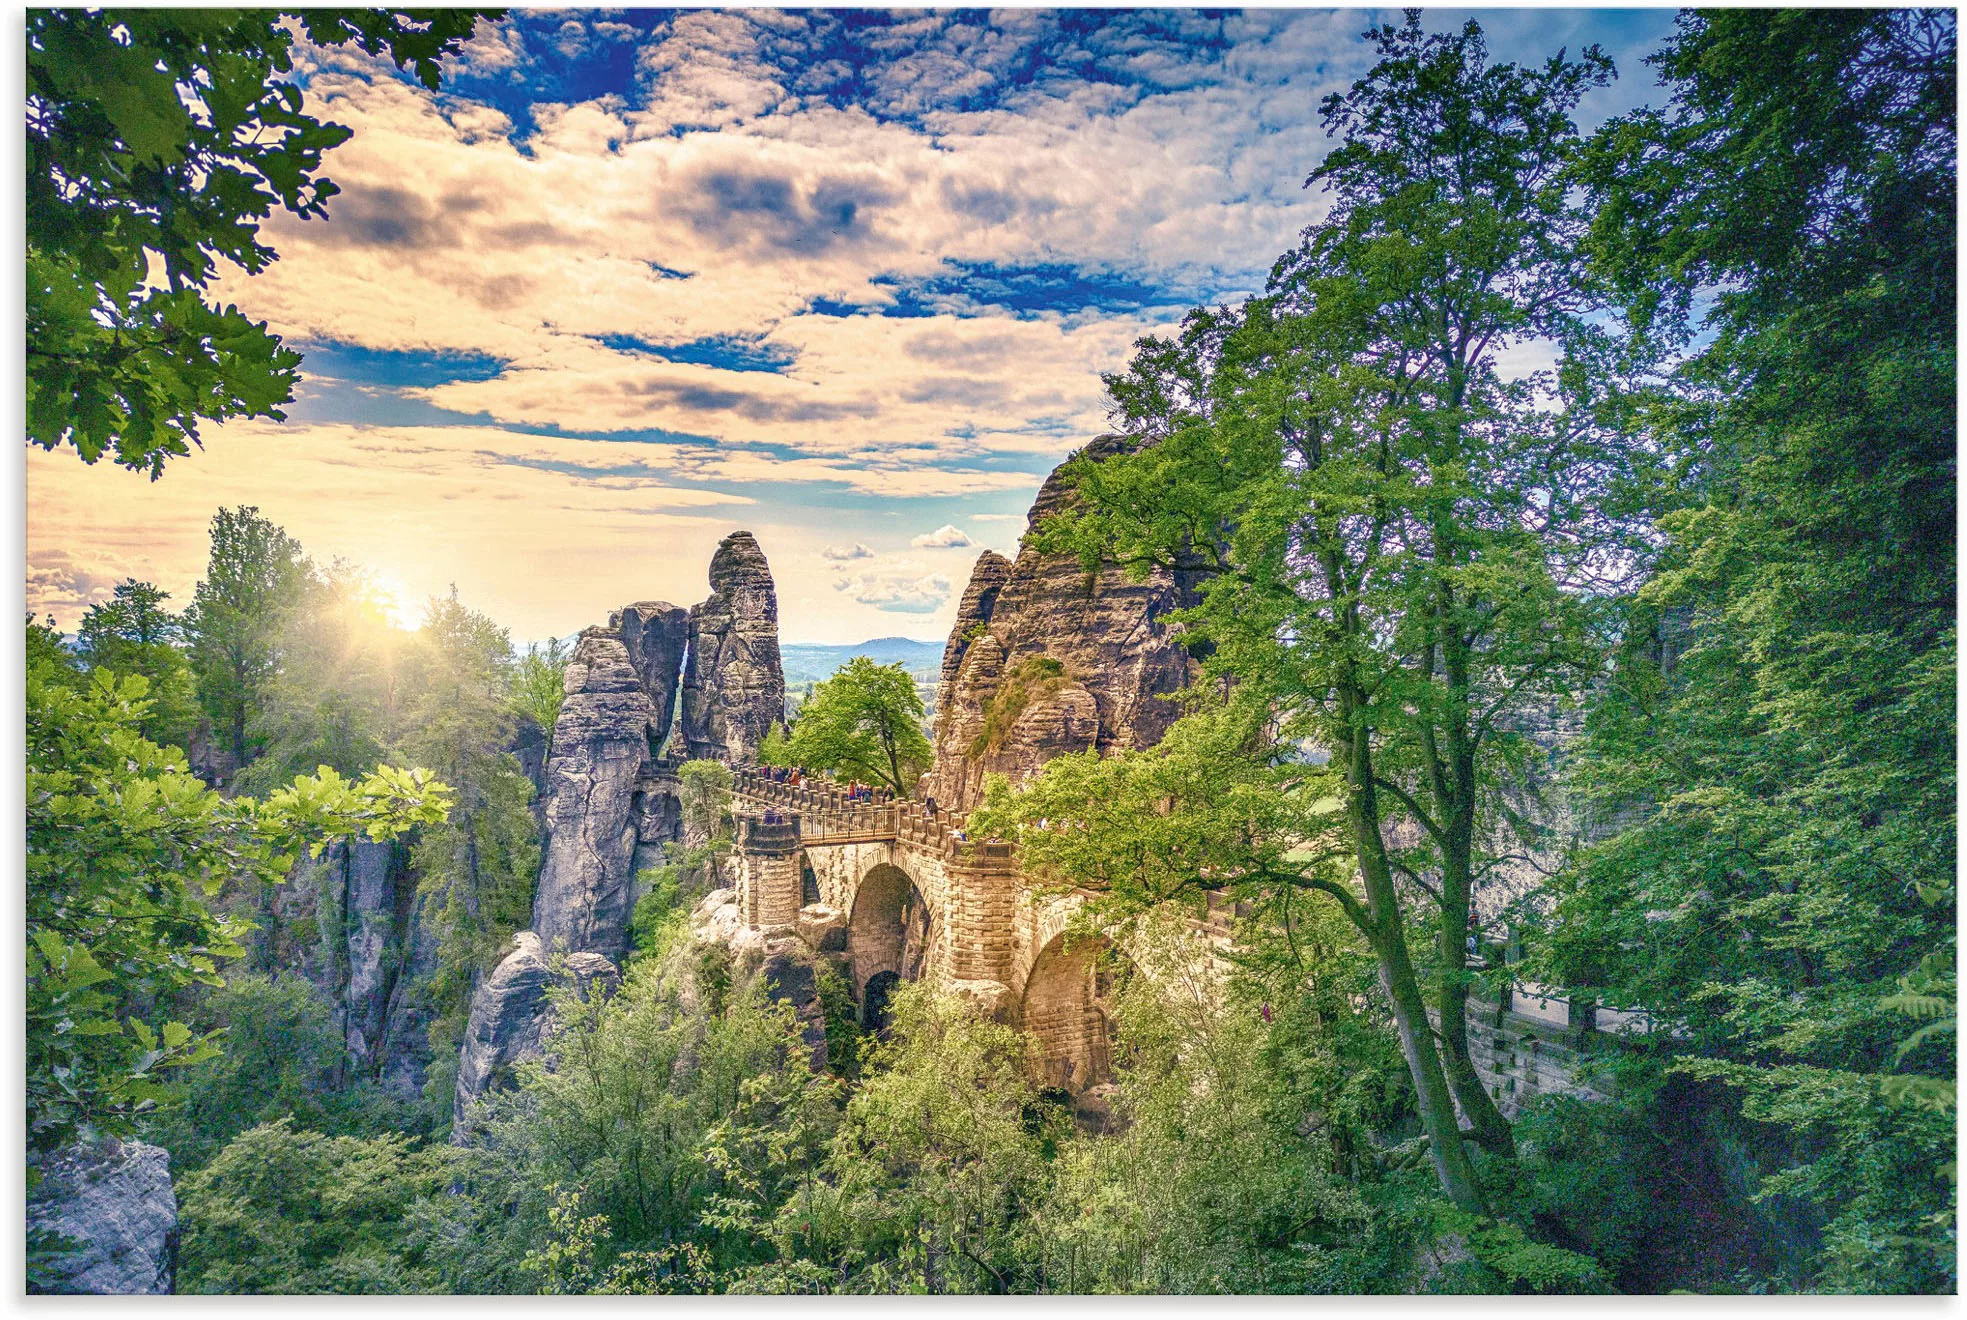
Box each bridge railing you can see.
[727,763,1014,861]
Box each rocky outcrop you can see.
[451,931,620,1137]
[681,532,786,762]
[940,551,1012,691]
[923,436,1207,812]
[337,839,407,1074]
[615,601,690,752]
[27,1140,177,1294]
[509,712,551,802]
[688,890,828,1072]
[377,905,440,1103]
[291,839,428,1089]
[531,627,661,964]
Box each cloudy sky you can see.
[26,6,1676,645]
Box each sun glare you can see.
[368,572,426,633]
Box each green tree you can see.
[76,578,199,747]
[236,561,406,792]
[401,591,542,1082]
[26,623,451,1156]
[1015,16,1643,1211]
[26,8,487,475]
[793,984,1055,1294]
[456,949,835,1293]
[763,656,932,797]
[142,973,342,1171]
[176,1118,467,1294]
[512,636,570,756]
[184,506,312,769]
[1539,8,1956,1291]
[1039,917,1392,1294]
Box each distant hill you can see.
[780,636,944,685]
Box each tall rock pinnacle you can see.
[681,531,786,762]
[530,626,659,962]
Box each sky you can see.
[25,6,1679,645]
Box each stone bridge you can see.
[722,763,1242,1096]
[722,763,1645,1114]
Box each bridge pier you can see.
[941,841,1017,983]
[736,813,803,933]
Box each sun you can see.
[366,571,427,633]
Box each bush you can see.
[176,1119,465,1293]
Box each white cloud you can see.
[822,542,875,562]
[442,16,533,84]
[833,567,954,614]
[910,524,974,549]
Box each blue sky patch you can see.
[599,334,798,374]
[296,341,506,389]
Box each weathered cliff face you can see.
[451,931,619,1138]
[688,889,829,1072]
[509,712,551,803]
[337,839,407,1074]
[28,1140,177,1294]
[940,550,1011,692]
[923,437,1206,812]
[615,601,690,751]
[531,627,661,964]
[681,532,786,762]
[290,838,429,1091]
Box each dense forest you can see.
[23,7,1956,1295]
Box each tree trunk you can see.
[1435,618,1518,1156]
[1345,717,1489,1213]
[1364,870,1488,1213]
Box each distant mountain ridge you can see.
[780,636,943,684]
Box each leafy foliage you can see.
[184,506,311,770]
[763,655,932,796]
[1536,9,1956,1292]
[26,628,450,1155]
[176,1119,468,1294]
[400,591,542,1039]
[76,579,201,747]
[511,635,570,753]
[26,8,487,475]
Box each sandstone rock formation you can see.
[27,1140,177,1294]
[336,838,407,1075]
[291,838,433,1094]
[508,712,551,802]
[451,931,620,1137]
[531,627,662,964]
[940,550,1011,692]
[615,601,690,751]
[681,532,786,762]
[923,436,1207,812]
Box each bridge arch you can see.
[847,861,933,1026]
[1021,931,1130,1096]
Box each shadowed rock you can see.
[531,627,660,964]
[615,601,690,752]
[451,931,620,1139]
[681,532,786,762]
[28,1140,177,1294]
[940,551,1012,692]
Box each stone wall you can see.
[1446,987,1633,1119]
